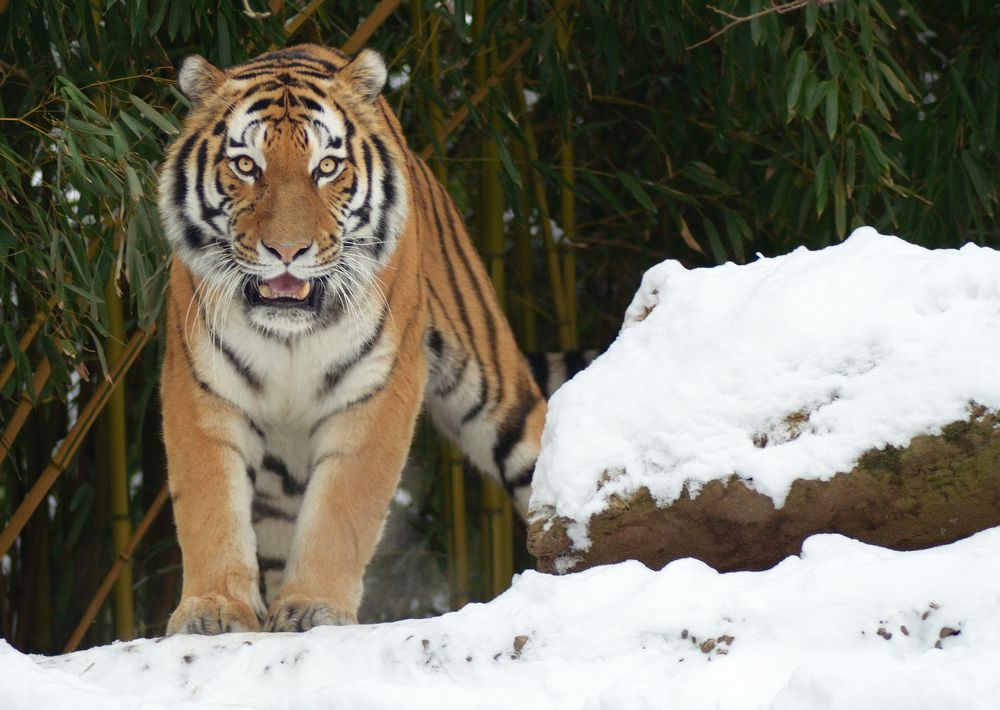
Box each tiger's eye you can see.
[318,157,338,176]
[234,156,257,176]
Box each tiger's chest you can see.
[190,300,395,447]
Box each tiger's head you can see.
[158,45,408,335]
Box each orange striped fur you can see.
[158,45,545,634]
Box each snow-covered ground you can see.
[532,227,1000,548]
[4,528,1000,709]
[5,227,998,708]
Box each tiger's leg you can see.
[411,158,547,516]
[424,327,547,517]
[162,303,265,635]
[263,350,427,631]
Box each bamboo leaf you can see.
[825,84,839,140]
[806,0,819,37]
[702,217,727,264]
[877,61,913,103]
[676,215,705,256]
[723,212,746,263]
[960,151,996,210]
[786,50,809,120]
[834,168,847,239]
[128,95,178,136]
[615,170,656,214]
[822,34,841,78]
[582,171,628,218]
[857,124,889,171]
[125,165,142,202]
[815,152,834,217]
[682,162,738,195]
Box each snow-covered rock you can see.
[528,228,1000,573]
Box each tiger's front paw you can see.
[264,595,357,632]
[167,594,262,635]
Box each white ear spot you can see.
[343,49,387,104]
[178,55,224,108]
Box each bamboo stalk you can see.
[104,272,135,641]
[64,484,169,653]
[446,442,470,608]
[473,0,514,599]
[418,0,574,163]
[0,236,98,394]
[513,70,572,351]
[412,0,470,608]
[427,11,446,181]
[282,0,326,38]
[0,326,154,560]
[342,0,402,54]
[0,357,52,468]
[511,130,538,351]
[555,6,578,350]
[0,305,50,394]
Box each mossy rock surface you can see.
[528,411,1000,574]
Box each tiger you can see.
[157,44,547,635]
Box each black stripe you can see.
[194,140,223,229]
[503,465,534,494]
[378,101,407,148]
[248,420,266,439]
[246,97,273,113]
[308,383,386,438]
[302,80,326,98]
[182,222,204,249]
[257,555,286,572]
[355,140,374,228]
[300,95,322,112]
[427,328,444,358]
[252,496,296,524]
[208,326,264,392]
[261,454,306,496]
[319,308,388,396]
[493,373,542,478]
[246,466,257,485]
[526,352,550,396]
[437,179,502,415]
[435,353,469,398]
[169,296,251,425]
[412,162,489,421]
[172,133,198,208]
[233,55,340,76]
[369,135,397,258]
[240,83,282,100]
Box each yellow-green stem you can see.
[513,71,572,350]
[475,0,513,597]
[104,271,134,641]
[555,9,578,349]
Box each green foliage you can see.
[2,0,999,652]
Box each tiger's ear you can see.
[341,49,387,104]
[177,55,224,109]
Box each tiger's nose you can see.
[263,241,312,264]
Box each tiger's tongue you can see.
[260,273,311,300]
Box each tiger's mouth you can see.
[244,273,323,310]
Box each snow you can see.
[6,227,999,708]
[3,528,1000,708]
[531,227,1000,548]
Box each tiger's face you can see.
[158,46,407,335]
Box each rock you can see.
[528,410,1000,574]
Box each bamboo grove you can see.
[2,0,1000,653]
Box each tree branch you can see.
[687,0,839,50]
